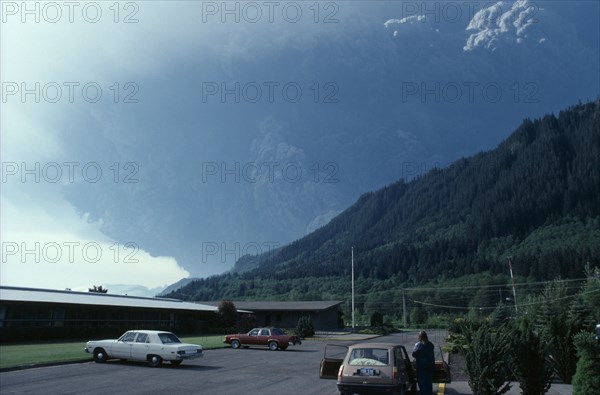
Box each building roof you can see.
[200,300,344,312]
[0,286,217,312]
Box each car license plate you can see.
[359,368,375,376]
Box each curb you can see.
[0,358,91,373]
[0,345,229,373]
[438,350,450,395]
[305,335,382,342]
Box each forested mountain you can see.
[164,100,600,311]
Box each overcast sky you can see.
[1,1,599,295]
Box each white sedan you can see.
[85,330,203,367]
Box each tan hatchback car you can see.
[319,342,450,395]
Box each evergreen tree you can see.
[537,280,580,383]
[572,332,600,395]
[295,316,315,337]
[218,300,238,330]
[162,100,600,314]
[463,322,513,395]
[512,323,553,395]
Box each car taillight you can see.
[393,367,399,380]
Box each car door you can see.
[245,329,260,345]
[319,344,348,379]
[130,332,150,361]
[393,346,415,390]
[111,331,136,359]
[433,346,451,383]
[257,328,271,346]
[400,346,417,385]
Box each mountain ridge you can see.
[163,100,600,305]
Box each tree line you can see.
[164,100,600,323]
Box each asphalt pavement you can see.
[440,381,573,395]
[0,331,574,395]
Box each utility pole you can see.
[351,247,355,331]
[508,258,518,313]
[402,288,407,328]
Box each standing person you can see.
[412,331,435,395]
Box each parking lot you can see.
[0,332,436,395]
[1,342,329,394]
[1,330,575,395]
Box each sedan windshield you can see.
[119,332,136,342]
[158,333,181,344]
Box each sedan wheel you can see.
[268,341,279,351]
[148,355,163,368]
[231,340,241,349]
[93,349,108,363]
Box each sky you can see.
[1,0,599,296]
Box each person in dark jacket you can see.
[412,331,435,395]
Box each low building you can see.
[0,286,218,342]
[202,300,344,330]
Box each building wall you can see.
[0,301,214,343]
[253,307,341,330]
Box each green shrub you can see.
[370,311,383,327]
[425,314,452,329]
[512,325,553,395]
[295,316,315,337]
[217,300,238,328]
[239,313,257,332]
[445,332,467,354]
[463,322,513,395]
[537,279,584,383]
[572,332,600,395]
[358,327,389,335]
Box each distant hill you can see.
[163,100,600,306]
[156,277,198,297]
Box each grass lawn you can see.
[0,335,227,370]
[180,335,228,350]
[0,341,89,370]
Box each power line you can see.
[402,277,588,291]
[346,278,588,299]
[332,278,596,315]
[407,288,600,311]
[410,299,496,311]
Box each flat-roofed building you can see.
[201,300,344,330]
[0,286,218,342]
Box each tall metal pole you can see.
[402,288,407,328]
[351,247,355,330]
[508,258,518,313]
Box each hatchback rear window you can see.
[348,348,389,366]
